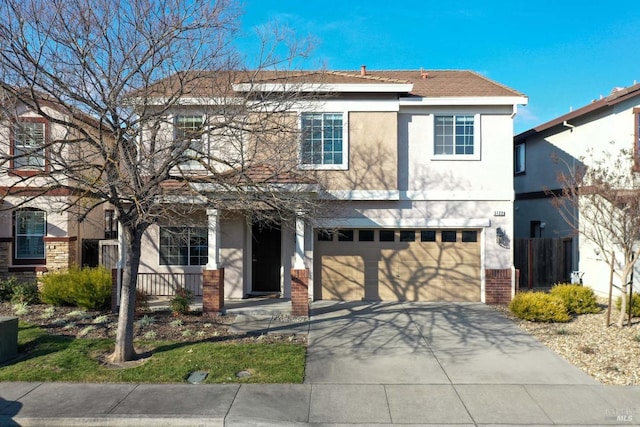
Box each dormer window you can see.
[174,114,204,168]
[12,118,47,172]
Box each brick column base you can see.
[203,269,225,315]
[291,269,309,317]
[485,268,513,305]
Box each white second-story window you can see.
[301,112,346,169]
[13,120,46,170]
[174,114,204,167]
[434,115,475,156]
[514,143,525,174]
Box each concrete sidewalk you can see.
[1,302,640,426]
[2,381,639,426]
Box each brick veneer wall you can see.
[485,268,514,305]
[203,269,225,315]
[0,239,10,280]
[43,237,77,272]
[291,269,309,317]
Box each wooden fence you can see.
[514,238,573,290]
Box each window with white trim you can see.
[434,115,476,157]
[514,143,525,174]
[13,120,46,169]
[14,209,46,260]
[174,114,205,168]
[159,227,207,266]
[301,112,345,168]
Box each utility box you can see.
[570,271,583,285]
[0,316,18,363]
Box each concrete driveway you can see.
[305,301,596,385]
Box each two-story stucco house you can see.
[0,99,106,281]
[133,68,527,306]
[514,83,640,296]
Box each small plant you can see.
[182,329,193,337]
[170,287,193,315]
[550,284,600,315]
[12,302,29,315]
[10,281,40,304]
[143,330,157,339]
[633,333,640,343]
[66,310,91,320]
[51,318,67,327]
[196,330,206,338]
[578,345,596,355]
[63,322,77,330]
[509,292,571,322]
[555,327,571,335]
[78,326,96,337]
[0,276,19,301]
[135,315,156,328]
[170,319,183,328]
[615,293,640,318]
[92,315,109,324]
[135,289,150,314]
[41,306,56,319]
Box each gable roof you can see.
[515,83,640,142]
[138,69,525,99]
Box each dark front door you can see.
[251,224,281,294]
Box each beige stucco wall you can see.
[322,111,398,191]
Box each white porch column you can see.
[293,210,306,270]
[206,208,221,270]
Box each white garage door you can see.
[315,229,481,302]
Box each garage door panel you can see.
[317,229,481,302]
[321,255,364,300]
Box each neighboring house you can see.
[133,67,527,304]
[0,100,106,282]
[514,83,640,296]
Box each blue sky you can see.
[236,0,640,134]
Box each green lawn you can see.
[0,322,306,383]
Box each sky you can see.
[235,0,640,134]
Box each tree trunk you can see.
[111,228,143,362]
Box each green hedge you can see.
[0,276,39,304]
[615,293,640,318]
[509,292,571,322]
[40,266,111,310]
[550,284,600,315]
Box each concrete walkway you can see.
[1,302,639,426]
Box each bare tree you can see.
[552,148,640,327]
[0,0,325,362]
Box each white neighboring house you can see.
[514,83,640,296]
[133,68,527,304]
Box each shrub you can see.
[550,284,600,315]
[509,292,571,322]
[615,293,640,318]
[10,281,40,304]
[135,289,150,314]
[0,276,19,301]
[40,266,111,310]
[170,287,193,315]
